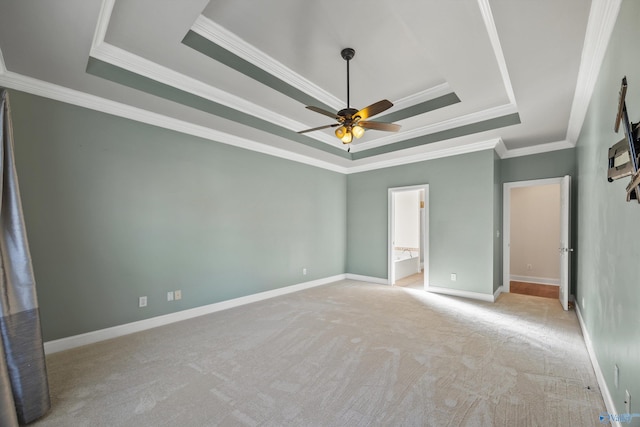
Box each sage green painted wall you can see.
[574,0,640,414]
[493,152,502,292]
[9,91,347,341]
[500,148,576,183]
[347,150,497,295]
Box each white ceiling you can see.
[0,0,618,173]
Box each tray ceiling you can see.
[0,0,617,172]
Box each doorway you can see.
[502,176,571,310]
[388,184,429,288]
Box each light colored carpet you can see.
[34,280,605,426]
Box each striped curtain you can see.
[0,89,50,425]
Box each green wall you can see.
[347,150,498,295]
[574,0,640,415]
[501,148,576,183]
[10,91,347,341]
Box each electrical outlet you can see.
[167,291,174,301]
[527,263,533,271]
[303,268,307,275]
[139,296,147,308]
[174,290,182,300]
[625,390,631,414]
[614,364,619,389]
[450,273,457,281]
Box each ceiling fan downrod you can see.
[341,48,355,109]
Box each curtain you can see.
[0,89,50,425]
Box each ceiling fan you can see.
[298,48,401,150]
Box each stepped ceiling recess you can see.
[0,0,620,172]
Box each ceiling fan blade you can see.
[355,99,393,120]
[298,123,339,134]
[359,121,401,132]
[305,106,341,120]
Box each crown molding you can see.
[499,139,574,159]
[566,0,622,144]
[90,42,338,146]
[477,0,517,106]
[493,138,508,158]
[350,102,518,153]
[0,68,348,173]
[0,49,6,74]
[345,138,502,174]
[191,15,344,111]
[0,59,567,174]
[92,1,523,157]
[91,0,115,51]
[392,83,453,112]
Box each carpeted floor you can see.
[33,280,606,426]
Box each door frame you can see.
[502,176,571,308]
[388,184,429,288]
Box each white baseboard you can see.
[44,274,346,354]
[426,285,496,302]
[345,274,389,285]
[575,303,619,426]
[510,275,560,286]
[493,286,503,301]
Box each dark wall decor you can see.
[609,76,640,201]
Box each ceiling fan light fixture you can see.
[298,48,400,148]
[340,127,353,144]
[352,125,365,139]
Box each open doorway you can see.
[503,176,571,310]
[388,184,429,289]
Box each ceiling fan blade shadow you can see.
[359,121,401,132]
[306,106,341,120]
[298,123,339,134]
[355,99,393,120]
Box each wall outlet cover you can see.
[139,296,147,308]
[450,273,457,281]
[174,290,182,300]
[626,390,631,414]
[167,291,174,301]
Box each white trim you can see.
[350,103,518,153]
[494,285,503,300]
[498,140,575,159]
[91,0,115,51]
[388,185,430,288]
[347,138,501,174]
[1,59,570,175]
[0,48,6,74]
[427,286,497,303]
[90,42,339,147]
[503,177,566,294]
[345,274,389,285]
[191,15,344,112]
[375,83,454,118]
[44,274,345,354]
[566,0,622,145]
[510,275,560,286]
[494,138,508,158]
[0,70,347,174]
[575,303,620,426]
[477,0,517,106]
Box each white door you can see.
[559,175,571,311]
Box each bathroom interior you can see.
[392,188,425,286]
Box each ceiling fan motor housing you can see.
[341,48,355,61]
[338,108,359,120]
